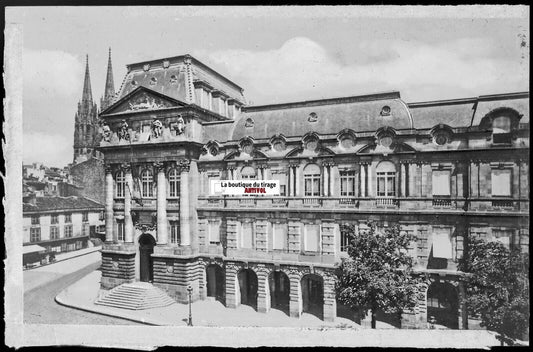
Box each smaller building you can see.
[22,196,105,260]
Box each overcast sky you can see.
[6,6,529,168]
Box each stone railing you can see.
[491,199,515,209]
[302,197,322,206]
[432,197,452,207]
[375,197,399,207]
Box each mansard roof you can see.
[116,54,245,107]
[231,92,413,141]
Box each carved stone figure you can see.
[175,115,185,135]
[102,125,112,142]
[151,117,163,139]
[118,119,130,141]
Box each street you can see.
[24,254,140,325]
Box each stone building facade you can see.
[97,53,529,327]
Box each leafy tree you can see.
[458,236,529,346]
[336,222,422,328]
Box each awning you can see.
[23,244,47,254]
[432,233,453,259]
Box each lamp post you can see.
[187,285,193,326]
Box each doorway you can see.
[238,269,258,310]
[269,271,290,316]
[139,233,156,282]
[302,274,324,320]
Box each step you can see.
[95,281,177,310]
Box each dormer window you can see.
[209,146,218,156]
[308,112,318,122]
[245,118,254,128]
[150,77,157,85]
[337,130,356,149]
[380,105,391,116]
[492,116,512,144]
[240,138,254,155]
[170,75,178,84]
[379,135,393,148]
[430,124,453,146]
[131,80,138,86]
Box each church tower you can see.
[100,47,116,111]
[73,54,98,164]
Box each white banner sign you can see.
[210,180,280,196]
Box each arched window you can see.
[492,116,511,144]
[168,169,180,198]
[241,166,256,180]
[116,171,126,198]
[304,164,321,196]
[140,169,154,198]
[376,161,396,197]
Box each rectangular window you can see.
[376,172,396,197]
[117,220,125,242]
[432,170,451,196]
[64,224,73,238]
[82,212,89,222]
[170,221,180,245]
[273,223,287,250]
[431,229,453,259]
[64,213,72,223]
[304,224,320,252]
[75,241,83,250]
[99,211,105,221]
[340,171,356,196]
[51,215,59,224]
[30,227,41,242]
[50,226,60,240]
[304,175,321,196]
[31,216,39,225]
[491,169,512,197]
[209,221,220,244]
[82,224,89,237]
[241,222,253,249]
[61,242,67,252]
[340,226,351,252]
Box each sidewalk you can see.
[24,244,101,271]
[54,271,510,347]
[56,270,361,328]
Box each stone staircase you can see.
[95,282,176,310]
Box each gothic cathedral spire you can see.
[100,47,115,111]
[73,54,98,164]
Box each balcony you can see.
[375,197,399,207]
[491,199,515,209]
[433,197,452,208]
[302,197,322,207]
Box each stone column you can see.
[105,165,114,243]
[287,165,293,196]
[155,162,168,245]
[400,163,406,197]
[360,164,366,197]
[124,165,134,243]
[179,159,191,246]
[295,164,302,196]
[323,164,329,197]
[329,164,335,196]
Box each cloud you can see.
[23,132,72,167]
[199,36,528,104]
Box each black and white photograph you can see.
[4,5,530,348]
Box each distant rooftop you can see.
[23,196,104,213]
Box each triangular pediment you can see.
[101,86,186,115]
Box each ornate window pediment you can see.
[375,127,397,149]
[337,129,357,149]
[430,124,453,146]
[302,132,320,152]
[239,137,255,155]
[270,134,287,152]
